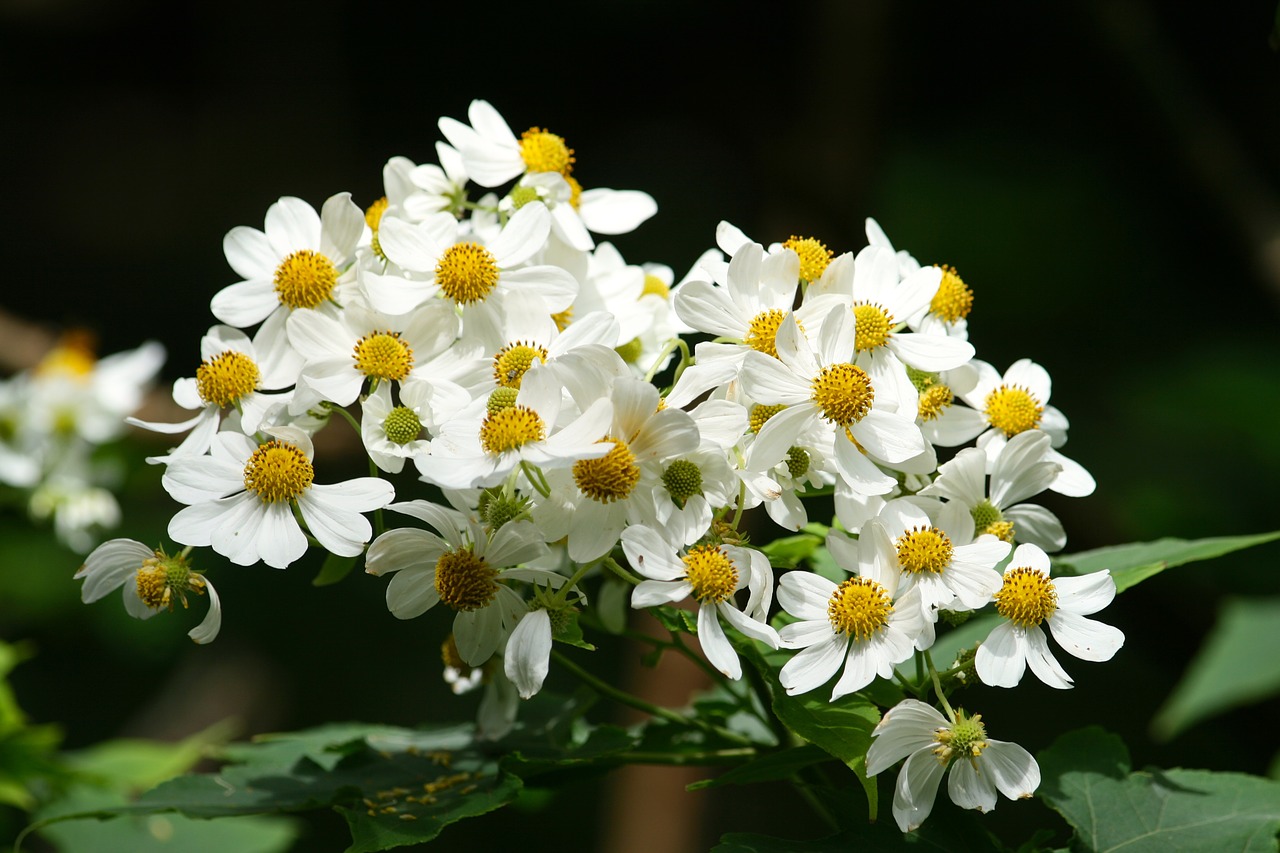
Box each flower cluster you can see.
[0,332,162,551]
[77,99,1126,831]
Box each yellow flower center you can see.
[196,350,261,407]
[918,383,954,422]
[993,566,1057,628]
[896,526,954,574]
[36,333,97,380]
[573,436,639,503]
[782,235,833,282]
[984,385,1044,437]
[745,309,788,358]
[827,577,893,639]
[641,274,670,300]
[366,197,389,260]
[493,342,549,389]
[436,242,500,304]
[566,175,583,210]
[984,520,1015,543]
[441,634,471,672]
[520,127,575,176]
[479,405,546,454]
[682,544,738,604]
[853,303,895,352]
[274,249,338,310]
[810,363,874,428]
[434,548,499,612]
[134,551,205,611]
[933,710,987,765]
[551,307,574,331]
[749,403,786,434]
[931,264,974,323]
[352,331,414,382]
[243,440,315,503]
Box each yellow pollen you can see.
[749,403,786,434]
[352,331,414,382]
[196,350,260,407]
[810,363,875,427]
[365,197,389,230]
[827,577,893,639]
[572,436,639,503]
[434,549,499,612]
[274,249,338,310]
[641,274,670,300]
[520,127,575,176]
[134,552,205,611]
[479,405,546,454]
[441,634,471,673]
[550,307,573,331]
[36,332,97,380]
[682,544,739,604]
[493,342,549,389]
[896,526,954,574]
[931,264,974,323]
[984,384,1044,437]
[853,303,895,352]
[782,235,833,282]
[745,309,788,358]
[436,242,500,304]
[993,566,1057,628]
[243,440,314,503]
[566,175,583,210]
[918,383,954,422]
[983,520,1016,543]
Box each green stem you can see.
[602,556,641,585]
[550,560,594,607]
[520,461,551,498]
[667,338,693,390]
[328,402,363,437]
[607,748,756,766]
[924,650,955,720]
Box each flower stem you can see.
[924,650,955,720]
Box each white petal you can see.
[948,756,998,813]
[981,740,1041,801]
[1053,570,1116,615]
[577,189,657,234]
[188,577,223,644]
[385,568,440,619]
[1023,625,1074,688]
[893,749,947,832]
[1048,610,1124,662]
[76,539,153,603]
[975,622,1026,688]
[505,609,552,699]
[779,634,847,695]
[698,604,741,679]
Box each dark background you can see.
[2,1,1279,850]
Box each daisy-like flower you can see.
[621,525,779,680]
[866,699,1040,832]
[75,539,222,644]
[365,501,564,666]
[864,218,976,341]
[531,376,700,562]
[161,426,394,569]
[954,358,1095,497]
[365,202,576,325]
[975,543,1124,689]
[776,523,928,701]
[211,194,365,376]
[285,301,459,409]
[919,430,1067,551]
[838,499,1009,645]
[439,99,576,188]
[739,307,926,497]
[128,324,291,463]
[359,381,456,474]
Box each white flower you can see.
[162,426,394,569]
[360,382,434,474]
[975,543,1124,688]
[739,307,926,497]
[955,358,1095,497]
[866,699,1040,832]
[919,431,1067,551]
[504,608,553,700]
[75,539,222,643]
[211,194,364,377]
[776,523,928,701]
[365,501,563,666]
[621,525,779,680]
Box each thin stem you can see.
[607,748,756,766]
[550,560,594,607]
[520,461,551,498]
[924,650,955,720]
[602,556,641,585]
[327,402,363,437]
[730,478,748,532]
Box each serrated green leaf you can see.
[553,610,595,651]
[650,605,698,635]
[1151,596,1280,740]
[1038,726,1280,853]
[1054,531,1280,593]
[313,552,359,586]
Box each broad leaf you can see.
[313,553,359,586]
[688,745,830,790]
[1151,596,1280,740]
[1038,727,1280,852]
[1054,531,1280,593]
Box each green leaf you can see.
[552,610,595,651]
[713,802,1008,851]
[595,576,629,634]
[1054,531,1280,593]
[1151,596,1280,740]
[313,552,359,586]
[760,532,822,569]
[1038,726,1280,852]
[650,605,698,635]
[740,644,880,819]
